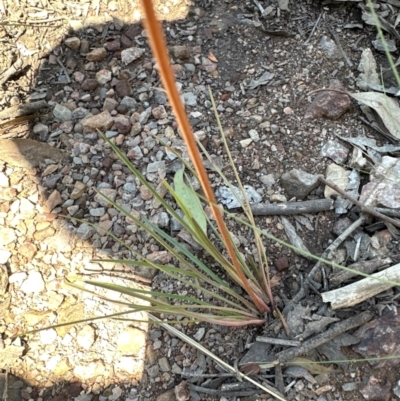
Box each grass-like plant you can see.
[18,3,400,399]
[65,0,277,327]
[65,0,400,340]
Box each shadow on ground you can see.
[0,1,199,400]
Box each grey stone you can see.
[280,168,320,200]
[121,47,145,65]
[260,174,275,188]
[90,207,106,217]
[94,188,117,207]
[105,130,118,138]
[72,107,90,120]
[342,382,358,391]
[139,107,152,125]
[193,327,205,341]
[32,122,49,139]
[154,91,167,105]
[123,182,137,194]
[171,209,184,232]
[147,161,166,174]
[146,364,160,378]
[182,92,197,106]
[53,104,72,122]
[184,63,195,72]
[320,140,349,164]
[372,38,397,52]
[76,223,95,240]
[150,212,169,228]
[215,185,262,209]
[120,96,137,109]
[394,380,400,397]
[239,341,271,365]
[75,395,92,401]
[158,357,170,372]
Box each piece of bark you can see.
[275,311,373,363]
[0,59,23,85]
[329,257,393,286]
[0,101,48,121]
[251,198,334,216]
[256,336,301,347]
[322,263,400,309]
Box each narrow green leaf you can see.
[174,168,207,234]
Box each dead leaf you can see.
[269,274,282,287]
[207,52,218,63]
[240,363,260,375]
[349,91,400,140]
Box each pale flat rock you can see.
[20,271,45,294]
[73,361,106,381]
[117,327,146,355]
[39,328,57,345]
[0,250,11,264]
[324,164,349,198]
[76,325,96,350]
[0,227,16,246]
[114,356,143,375]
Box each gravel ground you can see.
[1,0,400,400]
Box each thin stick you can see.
[149,314,287,401]
[325,23,353,67]
[0,59,23,85]
[319,176,400,229]
[188,384,260,397]
[251,198,333,216]
[56,57,71,84]
[307,88,349,96]
[304,11,324,45]
[256,336,301,347]
[2,369,8,401]
[308,215,366,280]
[374,207,400,218]
[275,311,373,362]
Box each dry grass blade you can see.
[139,0,269,313]
[148,314,287,401]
